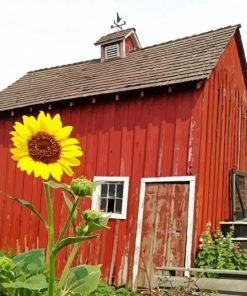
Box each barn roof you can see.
[0,24,246,112]
[94,28,137,45]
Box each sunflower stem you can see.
[57,196,79,242]
[56,242,80,295]
[44,182,56,296]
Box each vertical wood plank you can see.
[2,119,17,251]
[0,120,13,251]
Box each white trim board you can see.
[132,176,196,288]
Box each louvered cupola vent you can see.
[105,44,120,59]
[94,28,141,62]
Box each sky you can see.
[0,0,247,91]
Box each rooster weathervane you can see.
[111,13,126,30]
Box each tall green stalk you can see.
[44,182,56,296]
[57,197,79,242]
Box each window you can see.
[92,176,129,219]
[230,169,247,220]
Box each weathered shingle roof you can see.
[94,28,135,45]
[0,24,245,112]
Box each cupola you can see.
[94,28,141,61]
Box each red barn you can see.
[0,25,246,288]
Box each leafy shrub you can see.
[0,249,47,295]
[115,287,137,296]
[89,282,115,296]
[0,254,14,295]
[195,222,247,276]
[89,282,137,296]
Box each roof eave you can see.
[94,37,124,46]
[234,27,247,87]
[0,78,207,113]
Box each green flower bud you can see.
[83,209,101,224]
[0,256,14,271]
[70,177,93,197]
[75,223,85,235]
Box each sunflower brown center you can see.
[28,132,61,164]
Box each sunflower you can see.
[10,111,83,181]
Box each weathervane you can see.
[111,13,126,30]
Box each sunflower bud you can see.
[70,177,93,197]
[83,209,101,224]
[75,223,87,235]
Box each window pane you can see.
[115,199,123,213]
[116,183,123,199]
[100,198,107,212]
[109,184,116,197]
[101,184,108,197]
[107,198,115,212]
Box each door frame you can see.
[132,176,196,288]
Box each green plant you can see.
[89,282,115,296]
[4,179,109,296]
[0,255,14,295]
[115,287,137,296]
[88,282,137,296]
[3,112,110,296]
[195,222,247,276]
[0,249,46,296]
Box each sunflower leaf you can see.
[6,195,47,226]
[62,265,101,296]
[62,191,78,222]
[3,274,47,290]
[57,193,80,241]
[44,180,72,192]
[52,235,97,256]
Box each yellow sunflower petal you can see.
[57,159,74,176]
[49,114,62,134]
[61,157,81,166]
[33,162,48,179]
[48,163,63,181]
[55,126,73,141]
[17,156,35,175]
[61,150,83,158]
[23,115,38,134]
[10,147,28,153]
[39,163,50,180]
[61,146,82,153]
[37,111,48,132]
[11,136,28,148]
[14,122,31,140]
[10,149,29,160]
[24,160,35,175]
[61,138,80,147]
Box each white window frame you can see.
[92,176,129,219]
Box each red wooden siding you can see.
[194,36,247,252]
[0,88,201,286]
[125,36,135,55]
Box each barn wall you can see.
[1,32,246,285]
[194,36,247,251]
[0,87,202,286]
